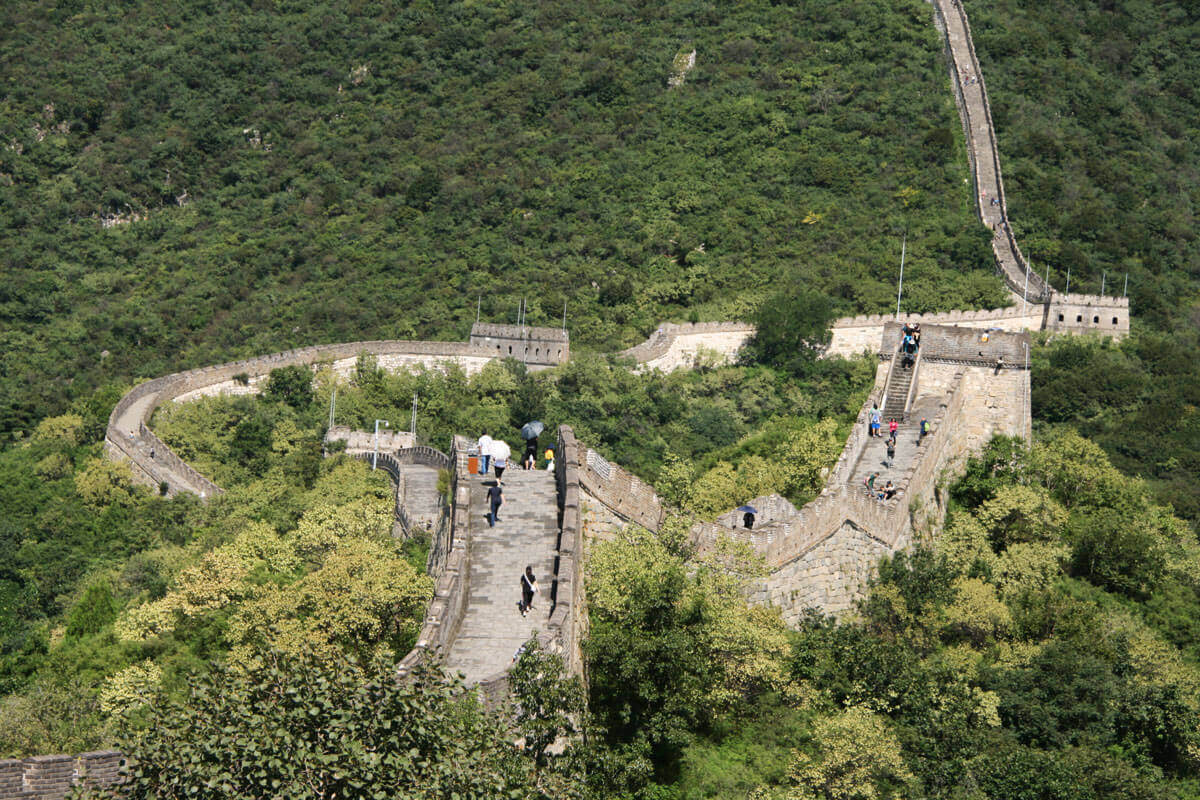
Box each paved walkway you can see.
[444,468,560,685]
[397,465,442,531]
[936,0,1049,302]
[110,386,216,496]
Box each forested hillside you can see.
[964,0,1200,527]
[972,0,1200,329]
[0,0,1004,437]
[2,0,1200,797]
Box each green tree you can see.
[509,636,585,770]
[264,365,315,411]
[745,287,837,377]
[109,650,534,799]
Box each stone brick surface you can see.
[443,469,561,686]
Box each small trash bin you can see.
[467,455,479,474]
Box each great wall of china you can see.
[11,1,1132,794]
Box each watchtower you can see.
[468,323,569,369]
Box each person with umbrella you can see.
[520,421,544,470]
[738,504,757,529]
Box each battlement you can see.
[0,751,124,800]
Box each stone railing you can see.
[397,436,472,676]
[0,751,124,800]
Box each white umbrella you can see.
[490,439,511,461]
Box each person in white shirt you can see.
[491,438,511,482]
[477,433,492,475]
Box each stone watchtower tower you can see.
[468,323,569,370]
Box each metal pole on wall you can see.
[1123,273,1128,297]
[1024,342,1030,439]
[895,232,906,320]
[1065,266,1070,295]
[1022,260,1029,315]
[373,419,389,470]
[562,299,567,333]
[475,295,481,325]
[328,388,337,430]
[410,394,418,440]
[1101,271,1106,296]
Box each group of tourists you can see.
[864,472,896,501]
[901,323,921,368]
[475,431,548,619]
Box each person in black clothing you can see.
[524,436,539,470]
[520,566,539,617]
[487,482,503,527]
[886,437,896,468]
[743,511,755,529]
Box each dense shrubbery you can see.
[0,0,1006,439]
[972,0,1200,330]
[1032,330,1200,528]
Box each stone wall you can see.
[398,436,472,676]
[619,321,755,372]
[105,332,570,500]
[0,751,124,800]
[576,446,667,531]
[324,426,417,455]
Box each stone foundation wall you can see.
[621,321,755,373]
[759,521,908,623]
[0,751,124,800]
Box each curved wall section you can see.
[104,331,568,499]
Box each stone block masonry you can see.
[0,751,124,800]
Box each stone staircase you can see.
[444,468,560,686]
[882,360,914,421]
[848,395,943,493]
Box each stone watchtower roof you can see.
[469,322,569,342]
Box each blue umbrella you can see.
[520,421,545,440]
[736,505,758,514]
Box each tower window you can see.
[1076,315,1082,323]
[1057,313,1064,322]
[1112,317,1119,325]
[1093,316,1099,324]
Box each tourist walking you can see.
[870,405,881,437]
[487,481,503,527]
[888,418,899,438]
[477,433,493,475]
[520,566,539,617]
[886,437,896,469]
[919,418,931,444]
[492,438,511,482]
[865,472,878,496]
